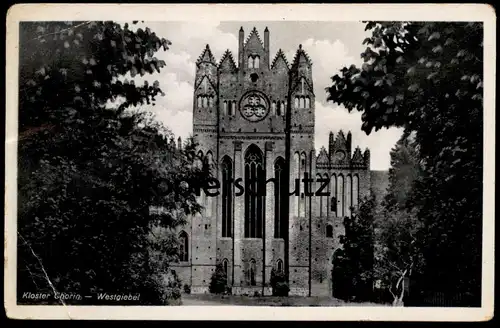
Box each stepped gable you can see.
[335,130,347,148]
[352,146,364,163]
[244,27,264,48]
[219,49,237,71]
[271,49,289,70]
[196,44,217,66]
[316,147,329,164]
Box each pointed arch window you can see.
[245,145,264,238]
[197,96,202,108]
[248,56,253,68]
[301,78,306,93]
[179,231,189,262]
[232,101,236,116]
[326,225,333,238]
[294,97,299,109]
[274,157,286,238]
[276,101,282,116]
[277,259,283,273]
[222,258,229,279]
[247,55,260,69]
[299,97,305,109]
[272,101,276,115]
[249,259,257,286]
[223,101,228,115]
[221,156,233,238]
[254,56,260,68]
[305,97,310,109]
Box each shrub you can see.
[183,284,191,294]
[270,268,289,296]
[209,263,227,294]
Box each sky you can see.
[127,21,403,171]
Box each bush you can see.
[209,263,227,294]
[183,284,191,294]
[270,268,289,296]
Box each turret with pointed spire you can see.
[346,131,352,158]
[177,136,182,150]
[364,148,371,167]
[238,27,244,68]
[264,27,270,67]
[328,131,335,156]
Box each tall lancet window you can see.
[299,152,307,218]
[276,101,282,116]
[274,157,286,238]
[248,56,253,68]
[205,152,214,217]
[272,101,277,115]
[223,101,228,115]
[222,258,229,279]
[249,259,257,286]
[179,231,189,262]
[346,175,352,217]
[221,156,233,238]
[244,145,264,238]
[352,175,359,210]
[301,78,306,93]
[337,175,344,217]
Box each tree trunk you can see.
[391,269,407,307]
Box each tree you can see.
[374,208,424,306]
[332,197,375,302]
[209,263,228,294]
[373,132,424,306]
[17,21,209,305]
[383,131,422,211]
[327,22,483,305]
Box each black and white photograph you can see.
[4,3,495,321]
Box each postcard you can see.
[4,3,495,321]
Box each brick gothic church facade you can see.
[172,27,371,296]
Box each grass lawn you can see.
[181,293,387,307]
